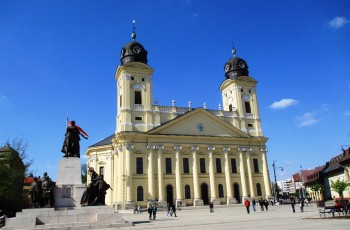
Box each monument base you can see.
[54,157,86,208]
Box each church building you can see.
[85,29,272,209]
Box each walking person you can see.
[264,199,269,211]
[167,203,171,216]
[172,203,177,217]
[209,202,214,213]
[290,196,296,213]
[147,205,152,220]
[252,199,256,212]
[299,197,305,212]
[152,205,158,220]
[244,199,250,214]
[259,198,264,211]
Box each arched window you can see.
[256,183,262,196]
[137,186,144,201]
[133,83,143,105]
[218,184,224,198]
[185,185,191,199]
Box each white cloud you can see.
[296,104,329,127]
[269,99,298,109]
[329,16,349,29]
[296,112,318,127]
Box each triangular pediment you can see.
[147,108,250,138]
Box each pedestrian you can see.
[209,202,214,213]
[244,199,250,214]
[299,197,305,212]
[167,203,171,216]
[252,199,256,212]
[152,205,158,220]
[264,199,269,211]
[259,198,264,211]
[345,200,350,214]
[172,203,177,217]
[147,205,152,220]
[290,196,296,213]
[137,205,141,214]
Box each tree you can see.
[330,179,349,200]
[81,164,87,184]
[0,144,25,217]
[308,183,324,200]
[2,137,34,176]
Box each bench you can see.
[319,206,344,217]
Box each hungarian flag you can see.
[67,121,89,139]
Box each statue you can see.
[61,120,88,158]
[41,172,55,208]
[81,167,111,206]
[28,177,42,208]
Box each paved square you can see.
[113,204,349,230]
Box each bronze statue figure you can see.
[61,120,88,158]
[81,167,111,206]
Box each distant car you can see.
[0,210,5,227]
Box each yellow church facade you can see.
[85,31,272,209]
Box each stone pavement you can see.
[104,203,349,230]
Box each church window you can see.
[131,77,134,80]
[142,78,144,81]
[245,101,251,113]
[119,95,122,107]
[135,116,142,121]
[185,185,191,199]
[231,158,237,173]
[240,88,243,92]
[200,158,206,173]
[183,158,189,173]
[248,123,253,127]
[256,183,262,196]
[99,166,104,176]
[216,158,222,173]
[229,104,233,112]
[137,186,144,201]
[135,91,142,104]
[165,158,172,174]
[218,184,224,198]
[253,159,259,173]
[136,157,143,174]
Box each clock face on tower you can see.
[132,45,142,54]
[224,64,230,72]
[238,61,246,69]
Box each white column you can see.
[147,145,155,201]
[175,145,183,202]
[238,148,248,200]
[260,148,272,197]
[223,147,233,203]
[125,144,133,202]
[208,146,217,201]
[157,145,164,202]
[117,146,123,203]
[192,146,201,205]
[246,152,255,197]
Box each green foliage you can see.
[330,179,349,198]
[309,183,323,192]
[81,164,87,184]
[0,158,25,216]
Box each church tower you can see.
[220,48,263,137]
[115,25,154,133]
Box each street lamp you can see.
[272,160,283,203]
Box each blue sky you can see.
[1,0,349,182]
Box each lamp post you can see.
[272,160,283,203]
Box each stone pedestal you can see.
[54,157,86,208]
[227,197,238,204]
[193,199,204,206]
